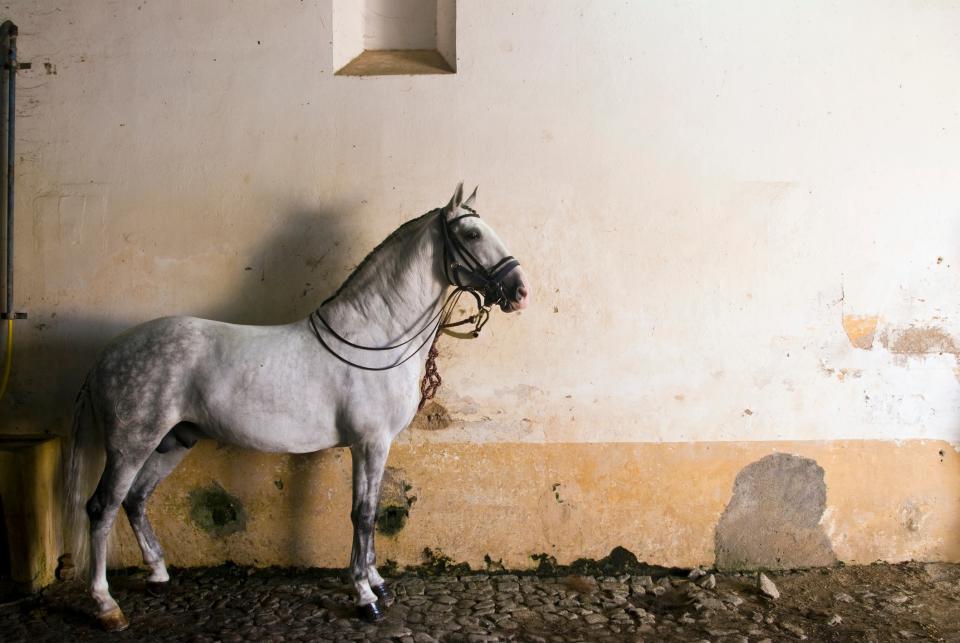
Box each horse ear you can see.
[447,182,464,212]
[463,185,478,209]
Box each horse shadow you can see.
[4,202,364,576]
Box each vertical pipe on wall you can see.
[2,20,15,318]
[0,20,21,401]
[0,20,18,319]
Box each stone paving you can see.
[2,561,959,641]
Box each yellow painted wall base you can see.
[105,439,960,571]
[0,436,61,592]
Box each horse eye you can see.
[465,229,481,240]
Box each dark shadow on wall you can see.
[2,202,382,566]
[4,206,360,429]
[198,208,359,326]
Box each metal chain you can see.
[418,332,442,410]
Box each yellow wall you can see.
[2,1,960,569]
[107,439,960,570]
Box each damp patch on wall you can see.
[376,467,416,536]
[715,453,836,570]
[409,401,452,431]
[188,483,247,538]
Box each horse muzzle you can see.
[498,267,530,312]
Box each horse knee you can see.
[351,505,377,528]
[122,494,146,520]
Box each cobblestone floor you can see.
[2,561,959,642]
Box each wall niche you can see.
[334,0,456,76]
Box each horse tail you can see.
[64,375,104,580]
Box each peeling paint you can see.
[843,315,879,350]
[899,499,931,533]
[884,325,958,356]
[715,453,837,570]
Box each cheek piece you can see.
[441,205,521,308]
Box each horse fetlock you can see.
[91,586,118,613]
[350,564,369,584]
[354,580,379,607]
[367,565,385,587]
[146,561,169,583]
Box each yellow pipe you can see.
[0,318,12,400]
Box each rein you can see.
[309,209,518,409]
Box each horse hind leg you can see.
[86,446,155,631]
[122,438,193,593]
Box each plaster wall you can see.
[363,0,437,50]
[2,1,960,568]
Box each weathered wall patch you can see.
[843,315,880,350]
[376,467,416,536]
[715,453,836,570]
[188,483,247,538]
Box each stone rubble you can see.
[757,573,780,600]
[0,561,957,641]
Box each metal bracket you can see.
[0,312,27,319]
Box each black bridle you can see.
[442,204,520,309]
[308,208,521,372]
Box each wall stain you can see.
[715,453,836,570]
[419,547,471,575]
[409,400,452,431]
[484,554,505,572]
[552,482,564,504]
[376,467,416,536]
[883,325,958,356]
[899,498,930,533]
[188,483,247,538]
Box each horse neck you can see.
[320,212,446,345]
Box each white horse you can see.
[64,184,531,630]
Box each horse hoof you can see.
[357,600,385,623]
[98,607,130,632]
[146,581,169,596]
[371,583,394,607]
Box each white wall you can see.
[364,0,437,50]
[4,0,960,451]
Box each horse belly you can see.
[193,354,342,453]
[199,393,341,453]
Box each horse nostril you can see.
[516,285,529,302]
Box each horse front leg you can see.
[349,439,390,622]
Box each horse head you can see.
[441,183,531,313]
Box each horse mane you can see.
[321,208,440,305]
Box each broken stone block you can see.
[757,572,780,599]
